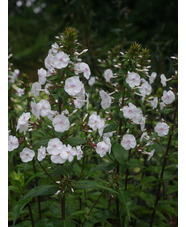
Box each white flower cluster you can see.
[19,138,83,163]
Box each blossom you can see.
[140,116,146,131]
[99,90,112,109]
[96,137,111,157]
[78,62,91,79]
[98,119,105,136]
[8,135,19,151]
[160,74,167,87]
[88,77,96,86]
[88,112,103,131]
[74,93,86,109]
[47,138,63,155]
[150,97,158,109]
[154,122,169,137]
[37,146,46,161]
[121,134,136,150]
[51,42,59,54]
[160,102,166,110]
[38,68,47,85]
[20,148,35,162]
[51,153,66,164]
[16,112,31,133]
[149,72,157,84]
[139,82,152,97]
[122,103,143,124]
[104,69,114,82]
[76,146,83,160]
[53,52,70,69]
[39,99,51,117]
[60,145,77,162]
[140,132,150,142]
[52,114,70,132]
[126,72,141,88]
[31,82,41,97]
[161,90,175,105]
[8,69,20,83]
[31,101,41,119]
[147,149,155,161]
[17,88,24,97]
[44,53,55,73]
[64,76,84,96]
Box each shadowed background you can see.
[9,0,178,81]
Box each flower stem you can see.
[149,104,177,227]
[27,203,35,227]
[60,194,66,221]
[82,192,104,226]
[37,160,59,187]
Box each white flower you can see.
[88,112,103,131]
[161,90,175,105]
[52,114,70,132]
[74,93,86,109]
[79,62,91,79]
[47,110,58,120]
[38,68,47,85]
[98,119,105,136]
[37,146,46,161]
[99,90,112,109]
[149,72,157,84]
[88,77,96,86]
[140,116,146,131]
[160,74,167,87]
[64,76,84,96]
[122,103,138,119]
[60,145,77,162]
[104,69,114,82]
[47,138,63,155]
[20,148,35,162]
[140,132,150,142]
[8,135,19,151]
[121,134,136,150]
[150,97,158,109]
[31,82,41,98]
[51,42,59,54]
[44,53,55,72]
[17,88,24,97]
[16,112,31,133]
[160,102,166,110]
[39,99,51,117]
[8,69,20,83]
[96,137,111,158]
[126,72,141,88]
[31,101,41,119]
[154,122,169,137]
[147,149,155,161]
[139,82,152,97]
[76,146,83,160]
[53,52,70,69]
[51,152,66,164]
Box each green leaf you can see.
[157,204,178,217]
[103,123,118,133]
[63,137,86,146]
[13,198,32,225]
[111,142,128,166]
[13,185,58,225]
[72,180,98,190]
[140,176,157,184]
[88,162,116,173]
[118,190,131,221]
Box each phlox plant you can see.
[8,27,178,227]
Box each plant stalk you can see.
[27,203,35,227]
[60,195,66,220]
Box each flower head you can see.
[126,72,141,88]
[99,90,112,109]
[17,88,24,97]
[37,146,46,161]
[39,99,51,117]
[52,114,70,133]
[64,76,84,96]
[20,148,35,162]
[53,52,70,69]
[161,90,175,105]
[8,135,19,151]
[121,134,136,150]
[104,69,114,82]
[60,144,77,162]
[47,138,63,155]
[149,72,157,84]
[154,122,169,137]
[38,68,47,85]
[31,82,41,98]
[88,112,103,131]
[31,101,41,119]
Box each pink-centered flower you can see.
[52,114,70,133]
[121,134,136,150]
[126,72,141,88]
[53,52,70,69]
[20,148,35,163]
[154,122,169,137]
[8,135,19,152]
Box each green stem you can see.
[82,192,104,226]
[27,203,35,227]
[60,195,66,221]
[37,160,59,187]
